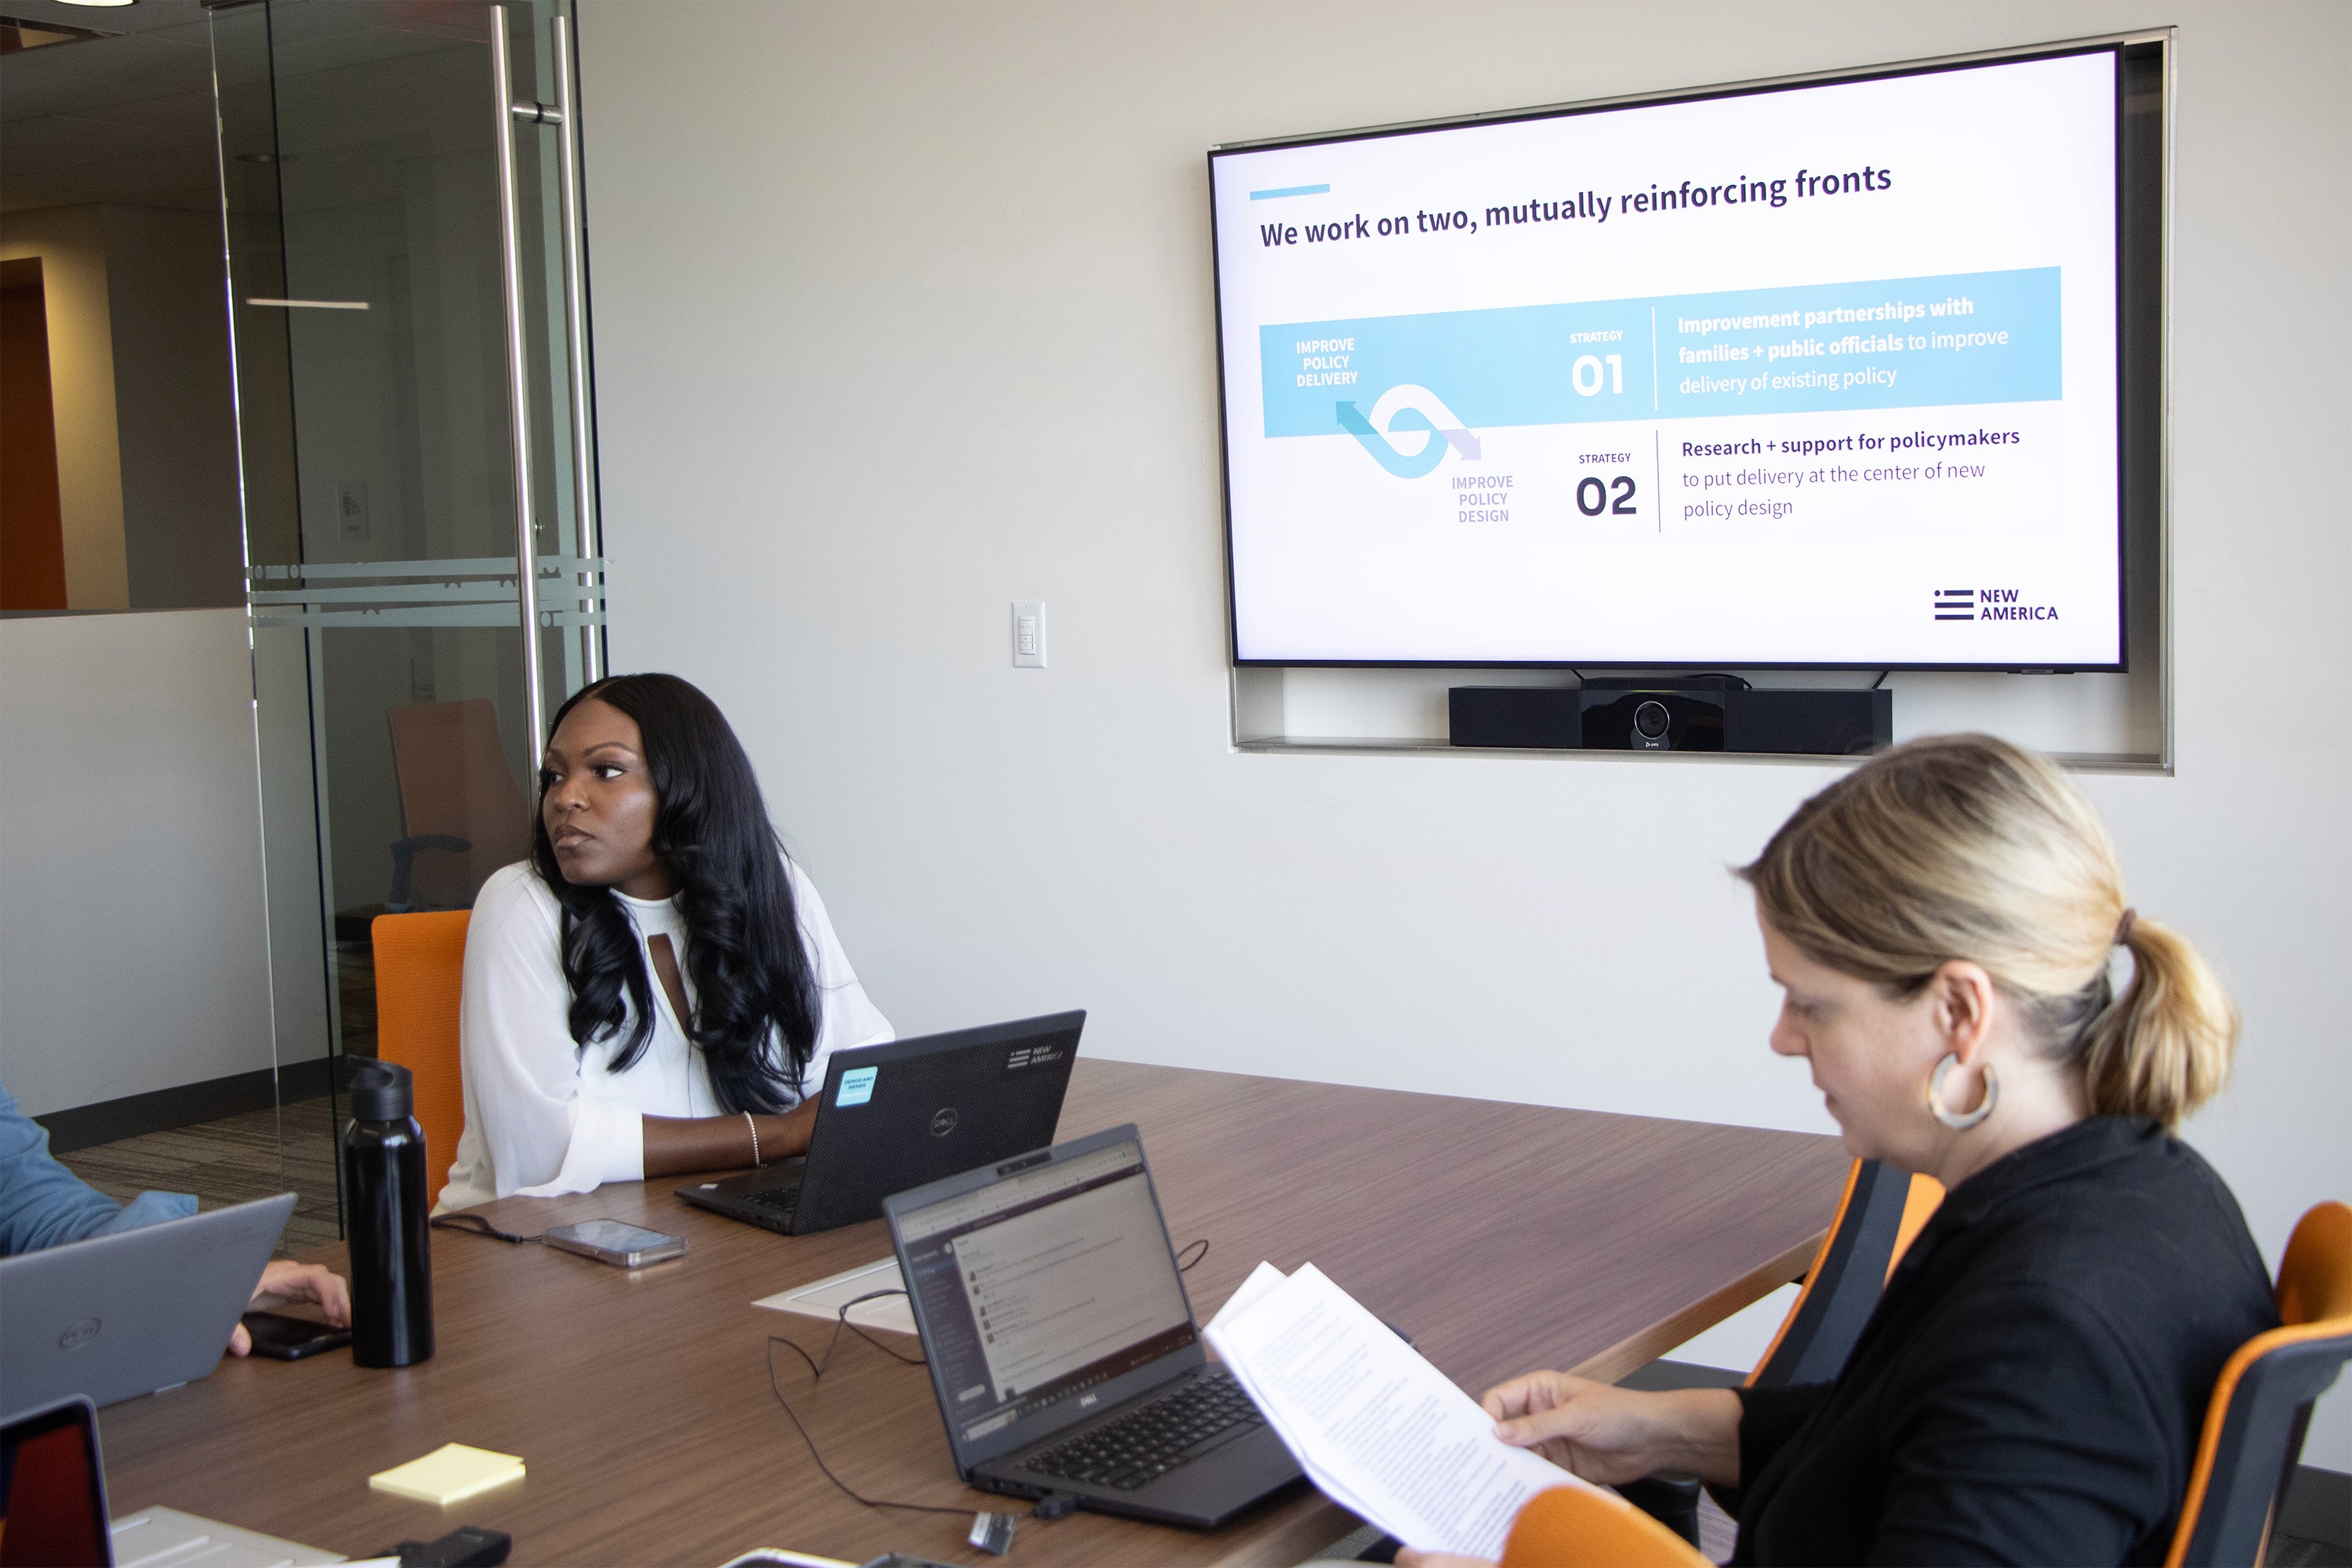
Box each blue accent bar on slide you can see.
[1250,183,1330,200]
[1260,267,2061,436]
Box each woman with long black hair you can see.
[435,673,891,1210]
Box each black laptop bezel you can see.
[0,1395,112,1564]
[675,1010,1084,1236]
[883,1122,1209,1479]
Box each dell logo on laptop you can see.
[930,1107,960,1138]
[60,1316,100,1351]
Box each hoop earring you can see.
[1927,1053,1998,1130]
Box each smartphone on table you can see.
[239,1310,353,1360]
[542,1218,688,1267]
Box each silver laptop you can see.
[0,1193,295,1421]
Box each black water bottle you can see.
[342,1062,434,1367]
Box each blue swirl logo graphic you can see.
[1336,385,1481,477]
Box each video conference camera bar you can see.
[1448,677,1892,757]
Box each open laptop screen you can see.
[895,1135,1194,1446]
[1,1399,110,1568]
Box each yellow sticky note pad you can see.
[368,1443,525,1506]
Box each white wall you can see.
[579,0,2352,1467]
[0,609,276,1112]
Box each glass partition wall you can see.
[219,0,604,1229]
[2,0,596,1242]
[2,0,314,1239]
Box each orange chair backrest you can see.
[1501,1484,1712,1568]
[1889,1171,1944,1279]
[2275,1201,2352,1327]
[372,910,470,1206]
[1746,1160,1942,1388]
[2164,1200,2352,1568]
[1747,1157,1867,1382]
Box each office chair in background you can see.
[2165,1200,2352,1568]
[372,911,470,1207]
[386,699,532,912]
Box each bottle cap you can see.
[348,1061,415,1123]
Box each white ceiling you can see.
[2,0,509,218]
[2,0,220,213]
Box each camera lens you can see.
[1633,699,1671,740]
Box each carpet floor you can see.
[56,1094,343,1254]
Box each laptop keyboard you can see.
[1019,1373,1264,1491]
[737,1185,800,1215]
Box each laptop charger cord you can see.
[430,1213,544,1245]
[764,1290,984,1534]
[757,1238,1210,1552]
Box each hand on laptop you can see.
[227,1260,351,1356]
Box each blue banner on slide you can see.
[1259,267,2061,439]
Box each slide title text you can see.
[1259,164,1893,249]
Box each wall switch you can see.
[1012,601,1047,668]
[338,481,370,541]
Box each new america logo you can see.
[1932,588,2061,622]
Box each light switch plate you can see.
[1012,601,1047,668]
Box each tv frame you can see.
[1207,30,2171,676]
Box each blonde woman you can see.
[1403,735,2278,1568]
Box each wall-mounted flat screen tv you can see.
[1210,42,2160,670]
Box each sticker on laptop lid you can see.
[836,1065,879,1107]
[1004,1042,1067,1074]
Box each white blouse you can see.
[435,859,893,1211]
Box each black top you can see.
[1731,1117,2277,1566]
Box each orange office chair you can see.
[1624,1159,1944,1400]
[1747,1158,1944,1389]
[1617,1158,1944,1543]
[1500,1484,1711,1568]
[2165,1200,2352,1567]
[371,910,471,1207]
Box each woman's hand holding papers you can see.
[1392,1376,1744,1566]
[1481,1371,1743,1490]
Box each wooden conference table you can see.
[96,1060,1846,1567]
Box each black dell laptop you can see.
[883,1123,1304,1529]
[675,1011,1082,1236]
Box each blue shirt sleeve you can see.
[0,1081,198,1257]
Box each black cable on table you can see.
[429,1213,542,1245]
[764,1289,966,1520]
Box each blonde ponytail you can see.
[1740,734,2239,1127]
[2078,914,2240,1126]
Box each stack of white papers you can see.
[1203,1261,1592,1560]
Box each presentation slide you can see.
[1212,50,2122,667]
